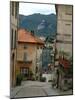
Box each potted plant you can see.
[16,74,23,86]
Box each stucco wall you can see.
[16,43,37,74]
[56,5,72,58]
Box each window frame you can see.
[15,2,18,18]
[20,67,29,76]
[24,52,27,61]
[24,44,28,49]
[11,2,14,16]
[11,29,13,49]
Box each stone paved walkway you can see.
[10,81,73,98]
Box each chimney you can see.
[31,30,35,36]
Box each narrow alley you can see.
[11,81,72,98]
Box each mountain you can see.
[19,13,56,38]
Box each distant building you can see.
[16,29,44,80]
[42,37,55,72]
[10,1,19,87]
[39,36,46,42]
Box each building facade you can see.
[55,5,72,66]
[55,5,73,90]
[42,37,55,73]
[16,29,44,81]
[10,1,19,87]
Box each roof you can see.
[18,29,44,45]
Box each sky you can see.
[19,2,56,16]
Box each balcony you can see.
[17,51,32,63]
[23,59,32,63]
[17,58,32,64]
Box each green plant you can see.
[22,77,27,81]
[29,71,33,77]
[48,80,52,82]
[31,77,36,81]
[59,51,70,58]
[40,77,46,82]
[16,74,23,86]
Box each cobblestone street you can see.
[10,81,73,98]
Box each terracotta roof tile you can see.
[18,29,44,44]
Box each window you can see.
[65,24,71,26]
[11,2,14,16]
[40,46,42,49]
[15,2,18,18]
[24,44,27,49]
[56,40,72,44]
[63,34,71,36]
[24,53,27,61]
[11,29,17,49]
[11,29,13,49]
[65,6,72,15]
[21,68,28,76]
[14,30,16,48]
[65,13,72,15]
[37,46,39,49]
